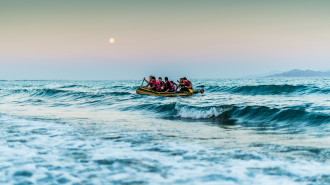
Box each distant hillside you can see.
[266,69,330,77]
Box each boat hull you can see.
[136,87,193,97]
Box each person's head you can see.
[165,77,168,81]
[149,76,153,81]
[180,78,183,83]
[170,81,174,83]
[183,77,187,83]
[158,77,162,82]
[151,76,156,80]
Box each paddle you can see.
[140,78,144,86]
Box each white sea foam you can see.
[1,115,329,184]
[44,84,62,89]
[1,79,330,184]
[175,105,228,119]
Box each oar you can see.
[140,78,144,86]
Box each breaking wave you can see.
[125,102,330,128]
[206,84,329,95]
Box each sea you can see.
[0,78,329,185]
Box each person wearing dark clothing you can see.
[164,77,173,92]
[158,77,165,91]
[148,76,161,91]
[180,77,193,92]
[144,76,153,88]
[177,78,184,88]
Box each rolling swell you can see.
[59,84,89,88]
[230,106,330,128]
[3,88,132,100]
[126,102,330,128]
[178,105,330,127]
[231,85,308,95]
[206,84,328,95]
[2,80,329,130]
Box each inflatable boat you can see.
[136,87,204,97]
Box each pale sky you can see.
[1,0,330,80]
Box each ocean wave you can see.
[125,102,330,127]
[190,105,328,127]
[309,88,330,94]
[206,84,326,95]
[231,85,308,95]
[3,88,132,100]
[122,102,177,113]
[59,84,89,88]
[103,92,132,96]
[174,104,232,119]
[31,88,69,97]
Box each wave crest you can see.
[132,102,330,127]
[175,105,232,119]
[206,84,327,95]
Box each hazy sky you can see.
[1,0,330,80]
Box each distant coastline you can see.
[265,69,330,78]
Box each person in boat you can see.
[176,78,184,91]
[180,77,192,92]
[144,76,153,87]
[164,77,173,92]
[170,81,178,91]
[148,76,161,91]
[158,77,165,91]
[177,78,183,87]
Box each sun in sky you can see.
[109,37,116,44]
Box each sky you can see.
[1,0,330,80]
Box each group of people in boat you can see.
[143,76,193,92]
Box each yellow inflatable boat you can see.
[136,87,203,97]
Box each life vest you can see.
[166,81,173,91]
[172,83,177,89]
[168,81,173,88]
[154,80,161,89]
[185,80,192,87]
[171,83,178,91]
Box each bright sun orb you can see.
[109,37,116,44]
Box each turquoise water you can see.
[0,78,330,184]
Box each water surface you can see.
[1,78,330,184]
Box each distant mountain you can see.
[266,69,330,78]
[242,70,284,78]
